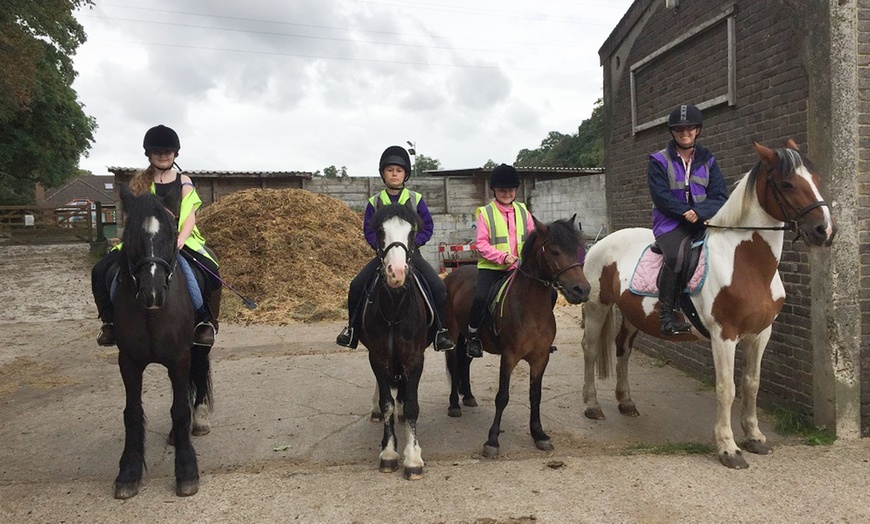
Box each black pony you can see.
[111,183,214,499]
[359,203,430,480]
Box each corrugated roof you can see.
[427,166,605,178]
[106,167,314,178]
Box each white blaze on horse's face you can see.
[793,159,836,241]
[143,216,161,279]
[381,216,412,288]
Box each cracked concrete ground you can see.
[0,244,868,523]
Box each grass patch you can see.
[621,442,714,456]
[771,408,836,446]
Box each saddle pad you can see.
[629,242,708,297]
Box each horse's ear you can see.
[569,213,579,229]
[532,214,547,234]
[753,141,777,168]
[785,138,800,152]
[120,184,135,213]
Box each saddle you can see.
[628,237,711,338]
[360,268,435,329]
[629,239,708,297]
[476,271,514,343]
[108,248,215,314]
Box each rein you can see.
[516,240,583,293]
[704,165,828,243]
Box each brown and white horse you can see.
[580,140,836,468]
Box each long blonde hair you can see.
[129,165,158,195]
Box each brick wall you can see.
[602,0,816,415]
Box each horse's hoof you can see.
[113,481,139,500]
[379,459,399,473]
[535,439,554,452]
[618,403,640,417]
[584,407,606,420]
[743,439,772,455]
[370,412,384,423]
[718,450,749,469]
[448,407,462,418]
[176,479,199,497]
[403,466,424,480]
[482,444,500,458]
[191,425,210,437]
[462,396,478,407]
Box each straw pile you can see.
[197,188,370,324]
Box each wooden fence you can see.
[0,204,116,245]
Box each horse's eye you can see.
[780,180,794,190]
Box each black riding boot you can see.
[336,325,358,349]
[95,299,115,346]
[658,268,691,336]
[465,327,483,358]
[193,303,218,347]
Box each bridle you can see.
[129,251,177,289]
[704,164,828,243]
[517,237,583,293]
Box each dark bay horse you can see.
[111,184,218,498]
[359,204,430,480]
[581,141,836,468]
[444,215,590,457]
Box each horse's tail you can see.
[596,305,614,380]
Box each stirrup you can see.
[193,321,216,347]
[661,319,691,336]
[434,329,454,351]
[465,335,483,358]
[97,322,116,347]
[336,326,357,349]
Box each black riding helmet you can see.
[667,104,702,150]
[490,163,520,189]
[379,145,412,182]
[143,125,181,156]
[667,104,702,130]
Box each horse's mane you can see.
[371,203,421,237]
[520,216,583,261]
[121,190,177,260]
[708,146,804,227]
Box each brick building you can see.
[600,0,866,436]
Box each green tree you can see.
[412,154,441,177]
[319,165,348,178]
[515,99,604,168]
[482,159,499,169]
[0,0,97,205]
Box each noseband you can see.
[765,171,828,240]
[518,239,583,292]
[129,252,177,287]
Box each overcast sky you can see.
[72,0,632,177]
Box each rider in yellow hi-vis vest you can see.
[336,145,454,352]
[464,164,534,358]
[90,125,221,348]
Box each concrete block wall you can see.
[306,176,483,270]
[530,174,608,242]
